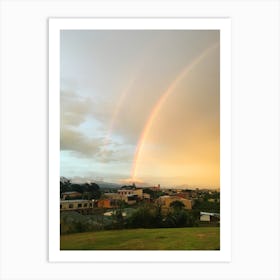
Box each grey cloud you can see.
[61,89,146,145]
[60,30,220,146]
[60,127,102,156]
[60,126,133,163]
[61,91,95,127]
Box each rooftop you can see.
[60,199,91,203]
[62,191,81,195]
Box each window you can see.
[84,203,88,207]
[78,203,82,208]
[69,204,73,208]
[89,203,92,207]
[60,204,62,209]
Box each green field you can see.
[60,227,219,250]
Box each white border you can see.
[1,1,279,279]
[49,18,231,262]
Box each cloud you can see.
[60,89,149,146]
[61,90,97,127]
[60,90,138,163]
[60,125,134,163]
[60,127,102,156]
[60,30,220,186]
[60,31,220,146]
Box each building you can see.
[200,212,220,223]
[157,195,192,210]
[60,199,94,214]
[143,193,151,200]
[176,192,190,199]
[97,199,111,208]
[148,184,160,191]
[61,191,82,200]
[126,194,138,205]
[103,193,121,200]
[200,213,211,222]
[117,188,143,203]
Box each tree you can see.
[60,177,71,198]
[111,200,125,229]
[126,203,155,228]
[143,188,166,200]
[71,183,84,194]
[192,199,220,213]
[153,199,163,227]
[86,182,101,199]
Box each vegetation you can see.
[192,199,220,213]
[60,211,109,233]
[60,200,203,234]
[60,177,101,200]
[60,227,220,250]
[143,188,167,199]
[126,200,200,229]
[60,177,220,237]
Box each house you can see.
[200,212,220,223]
[148,184,160,191]
[200,213,211,222]
[125,194,137,205]
[117,188,143,203]
[97,199,111,208]
[103,193,121,200]
[143,193,151,200]
[157,195,192,210]
[61,191,82,200]
[60,199,93,214]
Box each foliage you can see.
[126,204,156,228]
[142,188,167,200]
[106,200,126,230]
[60,177,71,198]
[60,177,101,200]
[60,211,103,234]
[60,178,219,232]
[120,184,135,189]
[161,209,196,228]
[192,199,220,213]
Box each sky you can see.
[60,30,220,188]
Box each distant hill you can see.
[96,181,121,189]
[60,177,121,189]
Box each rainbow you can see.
[103,76,136,149]
[131,42,219,181]
[102,36,164,154]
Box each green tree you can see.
[192,199,220,213]
[126,203,155,228]
[71,183,84,194]
[60,177,71,198]
[87,182,101,199]
[153,199,163,227]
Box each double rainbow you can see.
[131,42,219,182]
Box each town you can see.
[60,177,220,235]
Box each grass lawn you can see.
[60,227,219,250]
